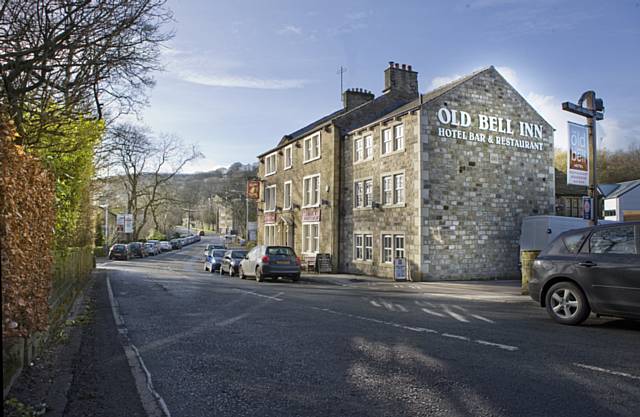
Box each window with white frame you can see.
[265,185,276,212]
[382,176,393,205]
[302,223,320,253]
[364,234,373,261]
[354,138,363,162]
[265,153,277,175]
[394,173,404,204]
[382,234,404,263]
[364,135,373,160]
[264,225,276,245]
[382,173,404,206]
[394,235,405,259]
[283,181,292,210]
[284,145,293,169]
[354,234,364,260]
[303,174,320,207]
[394,124,404,151]
[364,179,373,207]
[382,128,393,155]
[304,133,321,162]
[382,234,393,263]
[354,181,363,208]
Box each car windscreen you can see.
[231,251,247,259]
[211,250,226,257]
[266,247,295,256]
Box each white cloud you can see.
[429,74,463,90]
[160,48,308,90]
[495,66,519,87]
[277,25,303,35]
[178,72,307,90]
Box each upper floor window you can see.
[364,179,373,207]
[364,135,373,159]
[394,124,404,151]
[303,174,320,207]
[354,138,364,162]
[354,181,364,208]
[283,181,292,210]
[264,185,277,212]
[304,133,321,163]
[265,153,277,176]
[382,128,393,155]
[284,145,293,169]
[382,173,404,206]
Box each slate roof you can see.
[601,179,640,199]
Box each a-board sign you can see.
[316,253,332,273]
[394,258,407,281]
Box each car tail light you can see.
[295,257,301,266]
[261,255,270,263]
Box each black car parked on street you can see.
[128,242,147,258]
[108,244,130,260]
[529,222,640,325]
[220,250,248,276]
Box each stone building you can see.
[256,63,555,280]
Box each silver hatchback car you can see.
[239,245,301,282]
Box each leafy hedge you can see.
[1,116,56,338]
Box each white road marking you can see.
[443,305,469,322]
[421,307,445,318]
[237,290,284,301]
[370,300,382,307]
[471,314,496,324]
[310,306,518,352]
[574,363,640,381]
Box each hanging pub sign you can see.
[567,122,589,186]
[247,179,261,200]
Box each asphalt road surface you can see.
[100,237,640,417]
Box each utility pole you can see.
[337,66,347,96]
[562,91,604,226]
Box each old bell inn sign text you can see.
[436,107,545,151]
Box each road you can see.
[100,237,640,417]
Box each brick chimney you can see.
[342,88,375,110]
[383,62,418,97]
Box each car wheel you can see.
[204,263,209,272]
[229,266,234,277]
[255,268,263,282]
[239,267,245,280]
[545,282,591,325]
[292,274,300,282]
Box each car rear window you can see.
[545,231,587,255]
[267,247,295,256]
[212,250,226,257]
[231,251,247,259]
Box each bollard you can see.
[520,250,540,295]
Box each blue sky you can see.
[138,0,640,173]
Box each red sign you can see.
[247,180,261,200]
[302,207,321,222]
[264,212,276,224]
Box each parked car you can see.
[239,245,301,282]
[220,250,248,276]
[144,242,159,256]
[108,244,130,260]
[529,222,640,325]
[199,230,205,236]
[159,241,172,252]
[128,242,147,258]
[170,239,182,250]
[204,249,227,273]
[204,243,225,256]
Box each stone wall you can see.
[339,110,422,279]
[420,68,555,280]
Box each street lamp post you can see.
[562,91,605,226]
[99,203,108,252]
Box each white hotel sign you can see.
[436,107,545,151]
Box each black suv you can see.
[529,222,640,325]
[109,244,130,260]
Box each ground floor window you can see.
[302,223,320,254]
[264,225,276,245]
[364,234,373,260]
[382,233,404,263]
[354,234,364,259]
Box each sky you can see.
[137,0,640,173]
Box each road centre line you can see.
[574,363,640,381]
[310,306,519,352]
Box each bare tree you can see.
[0,0,173,143]
[102,122,202,240]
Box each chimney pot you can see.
[408,65,412,71]
[389,61,394,67]
[401,64,406,70]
